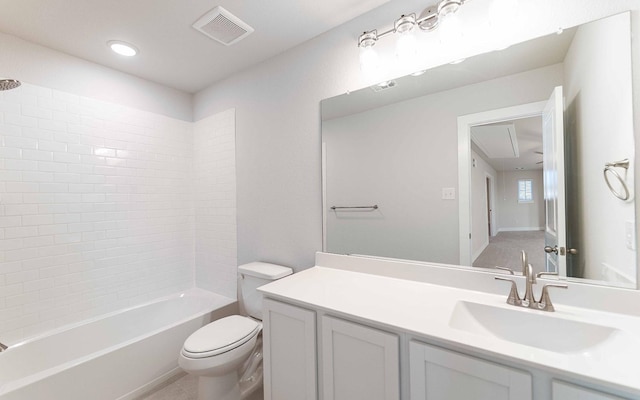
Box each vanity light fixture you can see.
[357,0,470,71]
[108,40,138,57]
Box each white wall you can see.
[470,149,498,260]
[323,65,560,264]
[194,0,639,271]
[564,13,635,283]
[496,170,545,232]
[0,82,195,344]
[193,109,237,299]
[0,31,192,121]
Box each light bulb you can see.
[438,12,462,45]
[396,31,418,65]
[108,41,138,57]
[359,45,380,77]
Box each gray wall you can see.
[193,0,638,271]
[322,65,562,265]
[496,170,545,232]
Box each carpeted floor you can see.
[472,231,546,274]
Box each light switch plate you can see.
[625,220,635,250]
[442,187,456,200]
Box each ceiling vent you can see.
[470,123,520,159]
[193,6,254,46]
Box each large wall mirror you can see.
[321,12,636,288]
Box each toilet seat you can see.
[182,315,261,359]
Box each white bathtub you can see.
[0,289,236,400]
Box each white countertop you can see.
[258,266,640,395]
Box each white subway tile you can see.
[38,161,68,172]
[54,233,82,244]
[6,270,38,285]
[53,152,81,163]
[37,140,67,152]
[23,105,53,119]
[22,171,54,182]
[4,113,38,128]
[4,204,39,215]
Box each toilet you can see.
[179,262,293,400]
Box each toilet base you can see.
[198,373,240,400]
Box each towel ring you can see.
[603,159,630,201]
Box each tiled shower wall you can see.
[0,83,196,344]
[193,109,237,299]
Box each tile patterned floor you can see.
[136,373,197,400]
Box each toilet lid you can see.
[183,315,260,358]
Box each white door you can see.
[263,299,317,400]
[321,316,399,400]
[409,341,532,400]
[542,86,566,275]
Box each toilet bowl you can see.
[179,262,293,400]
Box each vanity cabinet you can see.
[262,299,317,400]
[409,340,532,400]
[552,381,627,400]
[321,316,400,400]
[262,296,634,400]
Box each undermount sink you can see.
[449,301,620,353]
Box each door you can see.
[486,176,492,237]
[263,299,317,400]
[321,316,399,400]
[542,86,566,275]
[409,341,532,400]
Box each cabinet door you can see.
[552,380,628,400]
[321,316,400,400]
[263,299,317,400]
[409,340,532,400]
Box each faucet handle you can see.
[490,266,515,275]
[537,283,568,312]
[536,271,558,279]
[494,276,522,306]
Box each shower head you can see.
[0,79,21,91]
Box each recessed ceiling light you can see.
[108,40,138,57]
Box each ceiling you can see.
[472,116,543,172]
[322,26,576,121]
[0,0,390,93]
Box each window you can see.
[518,179,533,203]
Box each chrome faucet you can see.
[494,250,568,312]
[0,342,8,352]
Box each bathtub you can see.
[0,288,237,400]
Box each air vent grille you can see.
[193,6,254,46]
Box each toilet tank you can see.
[239,262,293,320]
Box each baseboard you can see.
[497,227,544,233]
[472,240,489,262]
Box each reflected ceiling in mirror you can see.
[321,12,636,289]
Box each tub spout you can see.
[0,342,8,352]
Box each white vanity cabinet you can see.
[262,299,317,400]
[552,381,628,400]
[262,296,636,400]
[409,340,532,400]
[321,316,400,400]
